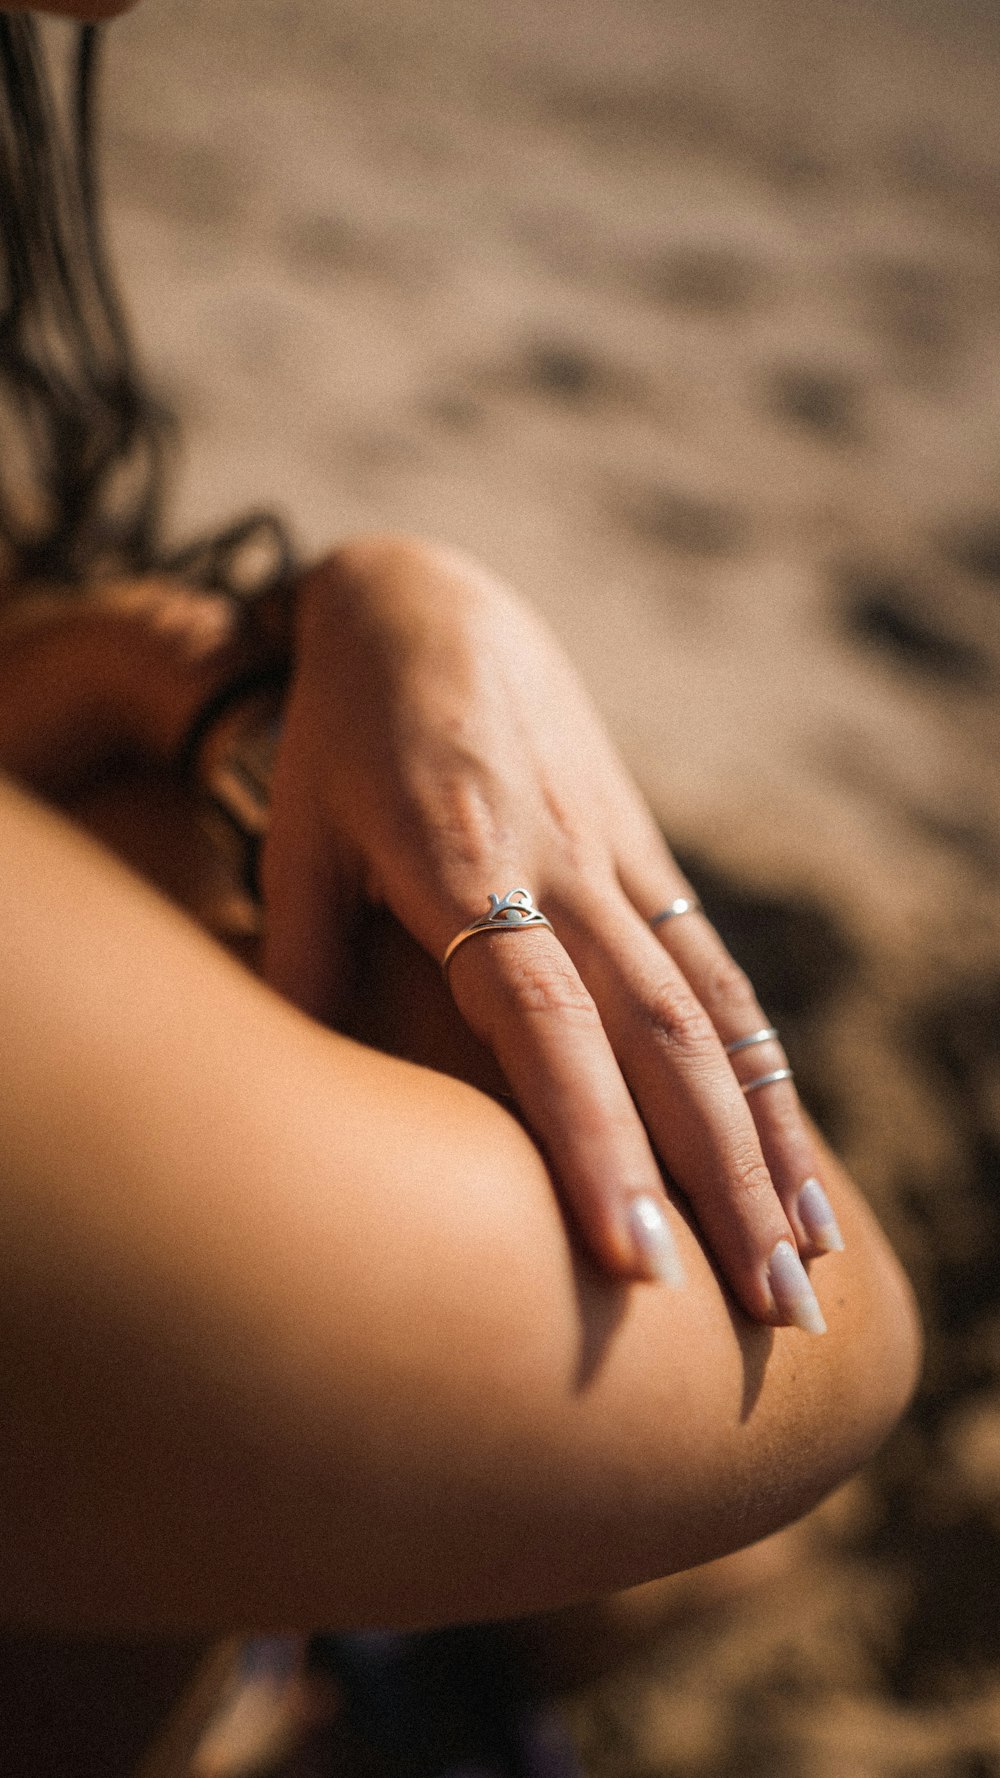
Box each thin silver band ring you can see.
[651,897,701,928]
[725,1026,779,1055]
[442,887,554,974]
[742,1067,794,1096]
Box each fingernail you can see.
[768,1240,827,1334]
[797,1177,845,1254]
[627,1195,685,1288]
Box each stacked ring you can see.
[740,1067,794,1097]
[724,1026,778,1055]
[724,1026,793,1095]
[650,910,793,1095]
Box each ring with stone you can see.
[650,897,701,928]
[442,887,554,974]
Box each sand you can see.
[90,0,1000,1770]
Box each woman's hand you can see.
[262,536,843,1329]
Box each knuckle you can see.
[324,534,443,584]
[502,945,599,1024]
[641,984,716,1063]
[566,1098,639,1157]
[393,763,512,889]
[726,1152,777,1211]
[705,954,758,1018]
[430,777,508,878]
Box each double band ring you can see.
[725,1026,793,1096]
[725,1026,778,1055]
[740,1066,794,1097]
[442,888,554,973]
[651,906,793,1097]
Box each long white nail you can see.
[627,1195,685,1287]
[797,1177,845,1254]
[768,1240,827,1334]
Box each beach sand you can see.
[97,0,1000,1770]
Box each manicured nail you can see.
[797,1177,845,1254]
[627,1195,685,1287]
[768,1240,826,1334]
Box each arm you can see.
[265,538,853,1327]
[0,772,920,1634]
[0,554,854,1332]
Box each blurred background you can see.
[98,1,1000,1772]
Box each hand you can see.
[262,536,843,1329]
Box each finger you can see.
[445,919,686,1289]
[632,875,843,1261]
[554,891,826,1331]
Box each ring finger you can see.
[551,890,823,1330]
[628,874,844,1262]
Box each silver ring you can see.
[742,1067,794,1096]
[442,888,554,973]
[651,897,701,928]
[725,1026,779,1055]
